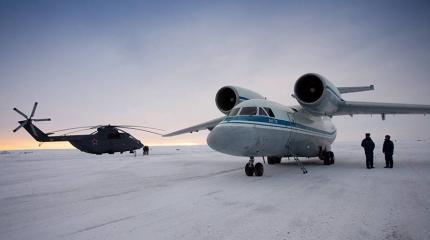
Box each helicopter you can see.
[13,102,163,155]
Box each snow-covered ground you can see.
[1,141,429,240]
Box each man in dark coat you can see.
[361,133,375,169]
[382,135,394,168]
[143,145,149,155]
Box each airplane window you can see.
[264,107,275,117]
[258,107,268,116]
[229,108,240,116]
[239,107,257,116]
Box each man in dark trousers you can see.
[361,133,375,169]
[382,135,394,168]
[143,145,149,155]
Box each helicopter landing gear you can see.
[245,156,264,177]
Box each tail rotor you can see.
[13,102,51,135]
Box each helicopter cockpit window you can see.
[107,131,121,139]
[258,107,268,116]
[239,107,257,116]
[229,108,240,116]
[264,107,275,118]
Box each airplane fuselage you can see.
[164,73,430,176]
[207,99,337,158]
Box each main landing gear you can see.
[322,151,335,165]
[245,156,264,177]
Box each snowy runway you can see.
[1,141,429,240]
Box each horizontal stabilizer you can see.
[338,85,374,94]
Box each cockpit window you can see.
[264,107,275,117]
[258,107,268,116]
[229,108,240,116]
[239,107,257,116]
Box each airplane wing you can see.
[163,116,225,137]
[335,101,430,118]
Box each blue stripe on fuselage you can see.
[222,115,336,136]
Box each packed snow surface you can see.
[1,141,429,240]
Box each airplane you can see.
[13,102,163,155]
[164,73,430,176]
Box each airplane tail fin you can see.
[13,102,51,142]
[338,85,374,94]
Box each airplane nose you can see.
[207,123,258,156]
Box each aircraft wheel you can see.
[245,162,255,176]
[329,151,335,165]
[323,152,330,165]
[254,163,264,177]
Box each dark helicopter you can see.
[13,102,163,155]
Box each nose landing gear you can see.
[244,156,264,177]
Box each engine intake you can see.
[294,74,324,103]
[294,73,342,115]
[215,86,264,114]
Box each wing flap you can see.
[163,116,225,137]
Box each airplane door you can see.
[285,112,295,155]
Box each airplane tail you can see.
[13,102,51,142]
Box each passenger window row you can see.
[229,107,275,118]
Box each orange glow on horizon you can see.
[0,138,206,151]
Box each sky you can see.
[1,0,430,150]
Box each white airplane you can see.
[164,73,430,176]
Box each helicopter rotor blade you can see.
[48,126,99,134]
[30,102,38,119]
[59,128,97,136]
[117,127,163,136]
[114,125,165,131]
[33,118,51,122]
[13,108,29,119]
[13,121,27,132]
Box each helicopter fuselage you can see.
[68,133,143,155]
[21,121,143,155]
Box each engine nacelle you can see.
[215,86,265,114]
[294,73,343,115]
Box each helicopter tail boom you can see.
[20,121,51,142]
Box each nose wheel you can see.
[244,157,264,177]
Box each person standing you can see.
[143,145,149,155]
[382,135,394,168]
[361,133,375,169]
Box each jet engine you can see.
[215,86,264,114]
[293,73,343,115]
